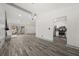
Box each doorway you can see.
[53,16,67,47]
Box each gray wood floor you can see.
[0,34,79,56]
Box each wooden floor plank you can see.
[0,34,79,56]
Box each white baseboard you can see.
[26,33,36,35]
[66,44,79,50]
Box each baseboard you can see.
[35,36,53,43]
[66,44,79,50]
[26,33,36,35]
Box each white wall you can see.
[0,4,5,48]
[36,13,54,41]
[36,4,79,47]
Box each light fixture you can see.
[18,14,22,16]
[32,13,37,20]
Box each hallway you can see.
[0,34,79,56]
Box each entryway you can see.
[53,16,67,47]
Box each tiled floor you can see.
[0,34,79,56]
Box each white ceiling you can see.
[14,3,79,14]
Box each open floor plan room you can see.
[0,3,79,56]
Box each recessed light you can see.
[18,14,22,16]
